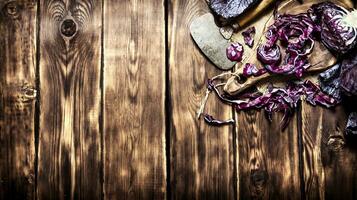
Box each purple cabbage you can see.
[340,48,357,96]
[308,2,357,55]
[207,79,338,129]
[208,0,260,23]
[258,13,316,78]
[242,26,256,48]
[346,112,357,135]
[227,42,244,62]
[320,48,357,99]
[340,67,357,97]
[243,63,267,77]
[257,44,281,65]
[203,114,235,126]
[318,63,342,101]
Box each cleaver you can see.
[190,13,236,71]
[190,0,277,70]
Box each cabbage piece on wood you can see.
[208,0,261,22]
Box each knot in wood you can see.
[327,135,345,151]
[250,169,268,186]
[20,84,37,101]
[60,19,77,37]
[250,169,268,197]
[4,1,19,18]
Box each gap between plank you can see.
[232,106,238,200]
[296,102,306,200]
[34,0,42,199]
[164,0,171,200]
[100,0,105,199]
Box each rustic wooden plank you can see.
[236,110,301,199]
[301,104,357,200]
[169,0,235,199]
[37,0,102,199]
[0,0,37,199]
[300,3,356,199]
[102,0,166,199]
[231,1,303,198]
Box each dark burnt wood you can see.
[235,110,302,199]
[168,0,236,199]
[102,0,166,199]
[0,0,37,199]
[37,0,102,199]
[301,104,357,200]
[0,0,356,199]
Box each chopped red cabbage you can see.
[227,42,244,62]
[207,79,338,129]
[243,63,267,77]
[340,66,357,97]
[257,44,281,65]
[208,0,260,24]
[242,26,256,48]
[203,114,235,126]
[308,2,357,55]
[346,112,357,135]
[258,13,316,78]
[318,63,342,101]
[340,48,357,96]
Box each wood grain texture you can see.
[299,3,356,199]
[103,0,166,199]
[301,104,357,200]
[37,0,102,199]
[0,0,37,199]
[169,0,235,199]
[232,2,304,198]
[236,110,301,199]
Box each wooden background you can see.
[0,0,356,199]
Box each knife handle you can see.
[235,0,276,29]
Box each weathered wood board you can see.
[236,110,301,199]
[296,1,357,199]
[169,0,235,199]
[103,0,166,199]
[232,0,354,199]
[37,0,102,199]
[0,0,356,199]
[301,104,357,200]
[0,0,37,199]
[231,1,300,199]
